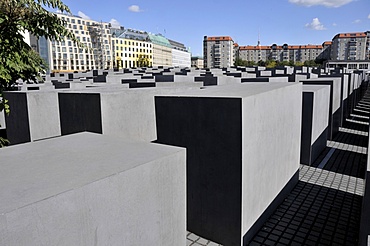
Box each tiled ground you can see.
[246,89,370,245]
[186,232,222,246]
[187,88,370,245]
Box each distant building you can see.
[331,32,370,61]
[40,13,114,72]
[169,39,191,68]
[238,44,323,63]
[191,57,204,68]
[316,41,332,62]
[112,28,153,68]
[203,36,235,68]
[207,31,370,67]
[148,34,173,67]
[325,60,370,71]
[28,13,190,72]
[238,45,270,63]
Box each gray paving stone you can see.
[196,237,209,245]
[187,233,200,242]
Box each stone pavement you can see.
[186,232,222,246]
[187,88,370,245]
[246,90,370,245]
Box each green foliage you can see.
[295,61,304,66]
[303,60,319,67]
[234,58,257,67]
[265,60,277,68]
[0,0,77,147]
[137,54,150,67]
[0,137,9,147]
[258,60,266,66]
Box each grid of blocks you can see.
[0,65,369,245]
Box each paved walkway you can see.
[247,89,370,245]
[187,88,370,245]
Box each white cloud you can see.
[77,11,91,20]
[128,5,142,12]
[368,14,370,19]
[289,0,354,8]
[352,19,361,24]
[305,18,326,30]
[109,19,121,28]
[332,22,337,26]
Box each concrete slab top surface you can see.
[158,83,301,98]
[300,78,338,83]
[303,84,331,92]
[0,132,184,214]
[60,85,199,95]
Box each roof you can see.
[334,32,367,39]
[169,39,187,50]
[205,36,233,41]
[239,45,270,50]
[118,29,149,41]
[239,44,322,51]
[147,34,172,48]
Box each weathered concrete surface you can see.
[0,132,186,246]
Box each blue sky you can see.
[58,0,369,57]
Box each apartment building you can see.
[238,45,270,63]
[28,13,190,72]
[316,41,332,62]
[331,32,370,61]
[203,36,234,68]
[237,44,323,63]
[169,39,191,67]
[112,28,153,68]
[47,13,113,72]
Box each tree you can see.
[234,58,256,67]
[294,61,304,67]
[303,60,318,67]
[265,60,277,68]
[137,54,150,67]
[234,58,246,66]
[257,60,265,66]
[0,0,78,146]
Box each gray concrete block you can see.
[300,78,342,139]
[4,91,61,144]
[268,77,289,82]
[300,85,330,165]
[0,132,186,246]
[155,83,302,246]
[58,86,199,142]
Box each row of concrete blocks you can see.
[21,66,330,91]
[0,71,368,245]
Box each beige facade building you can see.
[148,34,172,67]
[191,57,204,68]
